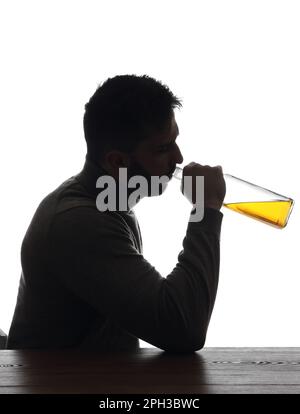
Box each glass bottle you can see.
[172,167,294,229]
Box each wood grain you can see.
[0,348,300,394]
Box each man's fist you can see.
[181,162,226,210]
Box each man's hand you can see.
[181,162,226,210]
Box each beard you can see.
[127,158,173,199]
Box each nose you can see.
[174,143,184,165]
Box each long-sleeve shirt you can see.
[7,157,223,352]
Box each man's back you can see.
[7,158,142,350]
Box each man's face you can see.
[127,114,184,185]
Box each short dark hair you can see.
[83,74,182,162]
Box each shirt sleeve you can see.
[48,207,222,353]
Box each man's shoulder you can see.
[29,175,139,251]
[28,175,103,236]
[47,177,133,231]
[45,175,95,213]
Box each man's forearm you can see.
[154,208,222,352]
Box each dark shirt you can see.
[7,157,223,352]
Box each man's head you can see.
[83,75,184,183]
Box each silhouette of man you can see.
[7,75,225,352]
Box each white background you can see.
[0,0,299,346]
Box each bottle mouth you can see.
[172,166,183,180]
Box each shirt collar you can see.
[75,155,136,212]
[75,155,110,198]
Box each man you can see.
[7,75,225,352]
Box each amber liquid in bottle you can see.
[223,200,293,228]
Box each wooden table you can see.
[0,348,300,394]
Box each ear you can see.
[103,151,130,178]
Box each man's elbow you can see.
[159,330,206,354]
